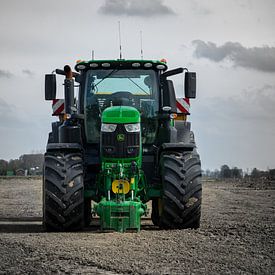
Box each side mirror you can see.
[162,80,177,113]
[185,72,196,98]
[45,74,56,100]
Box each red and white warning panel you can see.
[52,99,65,116]
[176,98,190,114]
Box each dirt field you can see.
[0,177,274,274]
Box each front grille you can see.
[101,124,140,158]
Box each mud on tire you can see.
[158,151,202,229]
[43,151,84,231]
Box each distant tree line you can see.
[0,154,44,176]
[249,167,275,180]
[203,165,243,179]
[203,165,275,181]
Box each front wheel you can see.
[43,151,84,231]
[158,151,202,229]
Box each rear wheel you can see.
[157,151,202,229]
[43,151,84,231]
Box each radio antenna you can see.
[140,31,143,60]
[118,21,122,59]
[91,50,95,60]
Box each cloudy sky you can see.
[0,0,274,171]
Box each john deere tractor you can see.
[43,59,202,232]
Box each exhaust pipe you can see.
[58,65,82,144]
[64,65,74,114]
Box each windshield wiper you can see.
[94,69,118,90]
[127,78,150,95]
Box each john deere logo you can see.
[117,134,125,142]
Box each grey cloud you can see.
[197,85,275,122]
[0,97,34,129]
[22,69,35,77]
[190,0,211,15]
[99,0,175,17]
[0,69,13,78]
[0,98,21,128]
[234,0,253,9]
[192,40,275,72]
[0,98,12,113]
[0,97,45,160]
[192,85,275,169]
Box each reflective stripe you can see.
[176,98,190,114]
[52,99,65,115]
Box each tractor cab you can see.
[80,62,160,144]
[73,59,196,146]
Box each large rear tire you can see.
[43,151,84,231]
[158,151,202,229]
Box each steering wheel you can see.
[105,91,134,107]
[111,91,134,99]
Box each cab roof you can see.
[74,59,168,72]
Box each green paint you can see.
[94,105,147,232]
[96,199,146,232]
[102,106,140,124]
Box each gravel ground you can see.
[0,178,274,274]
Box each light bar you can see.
[102,63,111,68]
[144,63,152,68]
[76,64,86,70]
[90,63,98,68]
[156,64,166,70]
[132,63,141,67]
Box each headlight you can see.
[101,123,117,132]
[124,123,140,132]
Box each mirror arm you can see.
[161,67,188,81]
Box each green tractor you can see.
[43,59,202,232]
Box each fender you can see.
[161,142,195,152]
[46,143,82,151]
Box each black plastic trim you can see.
[46,143,82,151]
[161,143,195,151]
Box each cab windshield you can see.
[84,69,159,144]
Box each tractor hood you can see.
[102,106,140,124]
